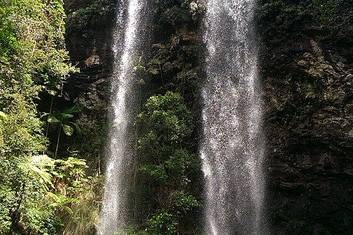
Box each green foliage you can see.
[66,0,116,31]
[152,0,203,27]
[137,92,196,185]
[0,0,76,99]
[169,191,201,215]
[137,92,201,234]
[72,112,107,165]
[131,1,203,232]
[0,0,95,234]
[0,97,48,232]
[61,174,101,235]
[45,105,81,156]
[0,95,46,156]
[47,106,81,133]
[312,0,338,23]
[146,210,177,235]
[138,91,193,148]
[0,0,76,159]
[0,153,98,234]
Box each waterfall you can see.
[200,0,267,234]
[98,0,147,234]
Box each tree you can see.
[136,92,201,234]
[46,106,81,157]
[0,0,79,233]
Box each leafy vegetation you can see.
[0,0,98,234]
[2,0,203,232]
[2,0,351,233]
[135,92,201,234]
[66,0,116,31]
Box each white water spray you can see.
[98,0,146,234]
[201,0,267,234]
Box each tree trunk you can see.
[55,125,62,157]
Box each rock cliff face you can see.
[258,1,353,233]
[64,0,114,98]
[64,0,353,233]
[63,0,116,162]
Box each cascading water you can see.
[201,0,267,234]
[98,0,146,234]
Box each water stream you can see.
[201,0,267,234]
[98,0,266,233]
[98,0,146,234]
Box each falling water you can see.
[98,0,146,234]
[201,0,267,234]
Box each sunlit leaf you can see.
[63,125,74,136]
[47,115,60,123]
[0,112,7,121]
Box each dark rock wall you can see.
[64,0,115,100]
[64,0,353,233]
[258,0,353,234]
[63,0,116,166]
